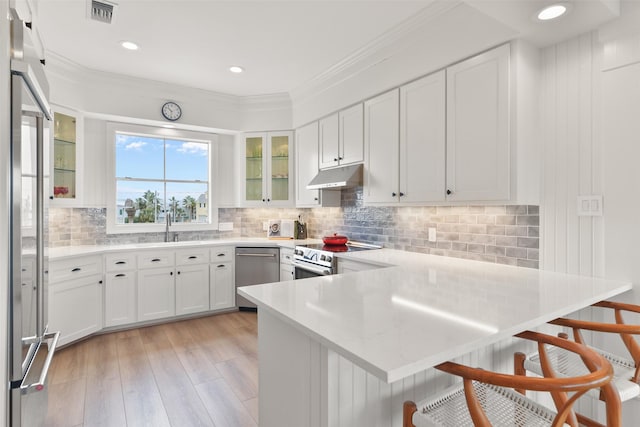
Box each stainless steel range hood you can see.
[306,164,362,190]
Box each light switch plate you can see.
[262,221,269,231]
[218,222,233,231]
[428,227,437,242]
[577,195,603,216]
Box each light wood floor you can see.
[45,311,259,427]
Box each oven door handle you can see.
[292,261,332,276]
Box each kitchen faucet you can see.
[165,213,171,242]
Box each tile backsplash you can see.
[49,187,539,268]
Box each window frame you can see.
[106,122,219,234]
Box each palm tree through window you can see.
[114,132,210,225]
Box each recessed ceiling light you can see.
[537,4,568,21]
[229,66,244,73]
[120,41,139,50]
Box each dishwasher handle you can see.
[236,253,276,257]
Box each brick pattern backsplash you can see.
[49,187,539,268]
[306,187,539,268]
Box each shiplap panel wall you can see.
[540,32,604,278]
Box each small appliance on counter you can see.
[267,219,295,239]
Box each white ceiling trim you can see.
[45,51,290,110]
[289,0,461,104]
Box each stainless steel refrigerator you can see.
[9,11,60,427]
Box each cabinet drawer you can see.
[138,251,175,269]
[105,252,137,272]
[280,247,294,265]
[210,246,233,263]
[176,248,210,266]
[49,255,103,283]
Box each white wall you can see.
[539,32,604,277]
[46,56,293,133]
[539,3,640,422]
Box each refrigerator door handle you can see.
[35,114,46,338]
[19,331,59,394]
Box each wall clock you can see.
[161,101,182,121]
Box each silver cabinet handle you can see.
[151,258,161,262]
[71,267,81,272]
[188,256,197,259]
[217,264,226,268]
[115,273,126,278]
[217,253,225,257]
[115,261,127,265]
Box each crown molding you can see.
[289,0,462,103]
[44,51,291,110]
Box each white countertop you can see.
[48,238,318,259]
[239,248,632,383]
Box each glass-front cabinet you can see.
[51,107,82,205]
[243,131,293,207]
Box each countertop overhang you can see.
[238,248,632,383]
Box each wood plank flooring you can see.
[45,311,258,427]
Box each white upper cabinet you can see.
[319,103,364,169]
[400,70,446,204]
[446,44,510,201]
[296,122,321,206]
[242,131,294,207]
[364,89,400,204]
[51,106,83,206]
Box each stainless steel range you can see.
[293,242,381,279]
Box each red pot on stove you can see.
[322,233,348,245]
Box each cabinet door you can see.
[446,44,510,201]
[319,113,339,169]
[280,264,294,281]
[176,264,210,315]
[364,89,400,204]
[400,71,446,203]
[51,106,83,206]
[243,132,266,204]
[339,103,364,166]
[267,131,294,206]
[296,122,321,207]
[138,267,176,321]
[49,274,103,346]
[104,271,137,327]
[210,262,234,310]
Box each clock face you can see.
[162,102,182,121]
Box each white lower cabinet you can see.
[176,264,210,315]
[49,273,103,346]
[104,271,137,327]
[280,247,295,281]
[210,262,234,310]
[138,266,176,322]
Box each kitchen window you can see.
[106,123,218,234]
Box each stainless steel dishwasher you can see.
[235,247,280,309]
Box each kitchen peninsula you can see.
[239,250,632,427]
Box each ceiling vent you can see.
[88,0,116,24]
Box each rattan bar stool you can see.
[515,301,640,423]
[403,330,621,427]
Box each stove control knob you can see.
[320,255,326,261]
[294,249,302,256]
[326,256,332,263]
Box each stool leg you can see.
[514,352,526,395]
[403,401,417,427]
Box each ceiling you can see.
[34,0,621,98]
